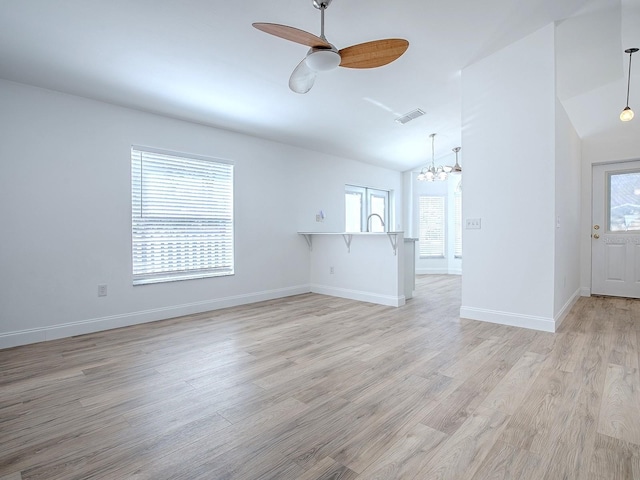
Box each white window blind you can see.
[454,185,462,258]
[419,196,445,258]
[131,147,234,285]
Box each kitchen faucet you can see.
[366,213,385,232]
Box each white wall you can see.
[460,24,557,332]
[0,79,403,348]
[553,99,582,326]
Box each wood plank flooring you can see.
[1,275,640,479]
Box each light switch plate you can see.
[466,218,481,229]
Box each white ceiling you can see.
[0,0,637,171]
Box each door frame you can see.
[590,159,640,297]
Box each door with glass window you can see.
[591,161,640,298]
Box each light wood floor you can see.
[1,275,639,479]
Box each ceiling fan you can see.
[252,0,409,94]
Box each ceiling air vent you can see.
[395,108,425,125]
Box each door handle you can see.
[593,234,600,239]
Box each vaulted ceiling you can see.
[0,0,637,171]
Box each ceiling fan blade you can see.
[252,23,331,48]
[289,58,317,94]
[339,39,409,69]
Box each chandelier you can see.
[417,133,449,181]
[417,134,462,181]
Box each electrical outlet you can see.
[465,218,482,230]
[330,266,334,274]
[98,284,107,297]
[316,214,322,222]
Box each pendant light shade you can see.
[620,106,634,122]
[621,48,638,122]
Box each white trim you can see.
[554,288,581,330]
[131,144,234,165]
[459,306,555,332]
[310,284,405,307]
[580,287,591,297]
[416,268,461,275]
[0,285,310,350]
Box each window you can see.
[454,182,462,258]
[419,196,445,258]
[131,147,234,285]
[608,170,640,232]
[345,185,389,232]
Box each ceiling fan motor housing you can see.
[313,0,332,9]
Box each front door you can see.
[591,161,640,298]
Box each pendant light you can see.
[417,133,449,182]
[620,48,638,122]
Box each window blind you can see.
[454,189,462,258]
[131,147,234,285]
[419,196,445,258]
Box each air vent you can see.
[395,108,425,125]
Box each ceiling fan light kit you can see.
[620,47,638,122]
[305,48,341,71]
[253,0,409,93]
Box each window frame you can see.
[606,169,640,233]
[345,185,389,232]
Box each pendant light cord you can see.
[626,51,634,106]
[431,135,435,167]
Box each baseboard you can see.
[459,306,556,332]
[0,285,311,350]
[554,288,581,330]
[416,268,461,275]
[310,284,405,307]
[580,287,591,297]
